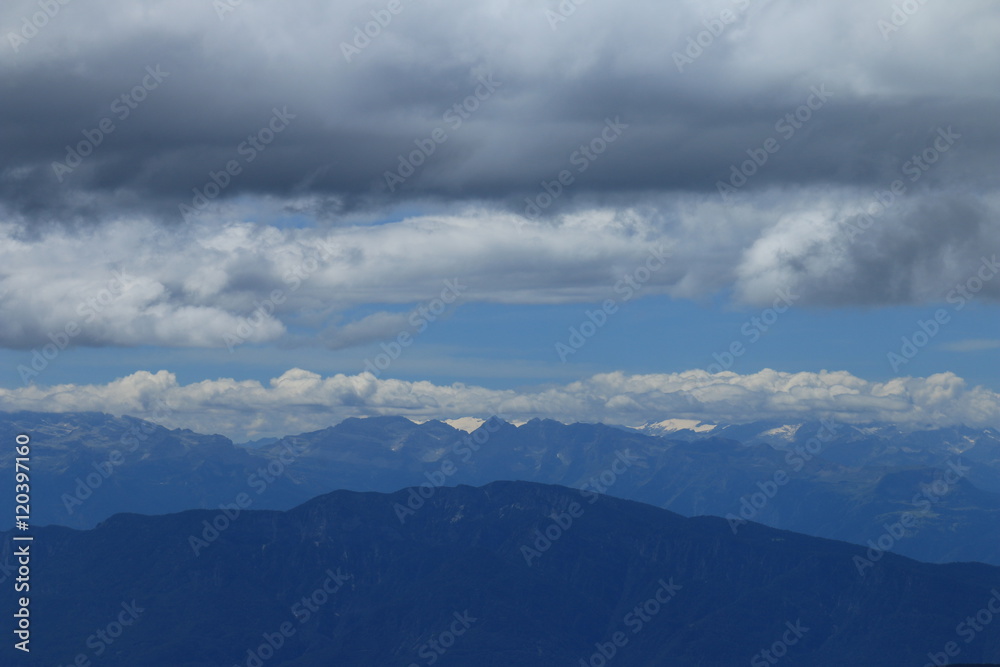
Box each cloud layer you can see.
[2,0,998,214]
[2,190,999,350]
[2,367,997,440]
[2,0,998,352]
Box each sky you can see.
[1,0,999,440]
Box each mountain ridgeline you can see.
[3,411,1000,567]
[4,481,1000,666]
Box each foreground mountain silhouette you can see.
[4,481,1000,666]
[6,411,1000,566]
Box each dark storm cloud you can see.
[1,0,997,221]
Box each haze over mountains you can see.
[6,410,1000,567]
[5,481,1000,666]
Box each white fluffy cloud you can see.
[3,187,999,351]
[1,367,997,440]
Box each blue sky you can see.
[3,291,998,392]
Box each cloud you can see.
[319,311,413,350]
[3,188,999,352]
[942,339,1000,353]
[1,367,997,440]
[734,192,1000,306]
[1,0,998,350]
[1,0,997,219]
[0,210,680,349]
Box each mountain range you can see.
[4,410,1000,568]
[5,481,1000,666]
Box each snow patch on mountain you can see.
[640,419,717,434]
[443,417,487,433]
[760,424,802,440]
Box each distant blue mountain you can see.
[3,411,1000,565]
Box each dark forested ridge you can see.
[3,481,1000,666]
